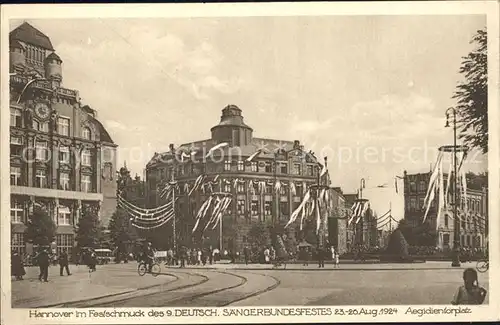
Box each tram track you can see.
[62,270,210,308]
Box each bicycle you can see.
[476,259,489,273]
[137,259,161,277]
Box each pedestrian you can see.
[180,246,187,268]
[35,248,50,282]
[334,250,340,268]
[59,251,71,276]
[11,250,26,280]
[167,248,173,266]
[208,246,213,265]
[243,246,250,265]
[451,268,487,305]
[264,247,270,264]
[317,246,325,268]
[197,249,202,265]
[330,246,335,261]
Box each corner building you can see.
[9,22,117,257]
[403,171,488,250]
[145,105,347,253]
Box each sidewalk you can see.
[180,260,480,271]
[11,263,176,308]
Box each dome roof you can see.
[211,104,252,131]
[45,52,62,63]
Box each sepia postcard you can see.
[1,2,499,324]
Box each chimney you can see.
[293,140,300,149]
[169,144,175,152]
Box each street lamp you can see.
[16,77,47,104]
[444,107,462,267]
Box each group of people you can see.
[137,242,232,271]
[11,247,101,283]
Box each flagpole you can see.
[171,173,176,251]
[389,201,392,233]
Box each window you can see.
[81,175,92,192]
[307,165,314,176]
[295,184,303,197]
[444,214,449,227]
[237,161,244,171]
[10,136,23,156]
[251,200,259,216]
[58,206,71,225]
[265,162,272,173]
[237,199,245,215]
[419,181,426,192]
[443,234,450,246]
[57,117,70,136]
[59,172,70,190]
[280,202,289,216]
[81,149,92,166]
[237,183,245,193]
[35,141,48,161]
[82,127,91,140]
[410,197,417,211]
[250,162,257,172]
[265,184,272,194]
[10,108,22,127]
[35,169,47,188]
[12,233,26,256]
[292,163,301,175]
[10,199,24,223]
[279,162,287,174]
[224,160,231,171]
[224,183,232,193]
[418,197,425,210]
[280,185,287,196]
[34,120,49,132]
[10,166,21,185]
[410,181,417,193]
[59,146,70,164]
[264,201,272,216]
[56,234,74,257]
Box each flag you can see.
[205,142,229,158]
[246,150,261,162]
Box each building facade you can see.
[144,105,346,253]
[403,171,488,250]
[9,22,117,257]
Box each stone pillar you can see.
[73,143,82,191]
[53,198,59,226]
[52,139,59,189]
[26,134,35,187]
[75,200,81,227]
[95,144,102,193]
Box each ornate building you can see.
[145,105,346,253]
[9,22,117,257]
[403,171,488,250]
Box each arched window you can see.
[82,127,91,140]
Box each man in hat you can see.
[35,247,50,282]
[59,250,71,276]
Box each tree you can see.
[75,203,101,248]
[108,208,131,251]
[453,28,488,154]
[384,229,410,260]
[25,206,56,246]
[247,223,270,249]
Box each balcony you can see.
[11,185,103,201]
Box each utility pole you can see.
[445,107,462,267]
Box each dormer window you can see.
[82,127,91,140]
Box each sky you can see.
[10,15,487,221]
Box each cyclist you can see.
[142,242,156,273]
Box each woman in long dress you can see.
[11,250,25,280]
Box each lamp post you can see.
[445,107,461,267]
[17,77,47,104]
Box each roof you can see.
[10,39,25,50]
[10,22,54,51]
[146,137,319,167]
[46,52,62,62]
[90,117,115,144]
